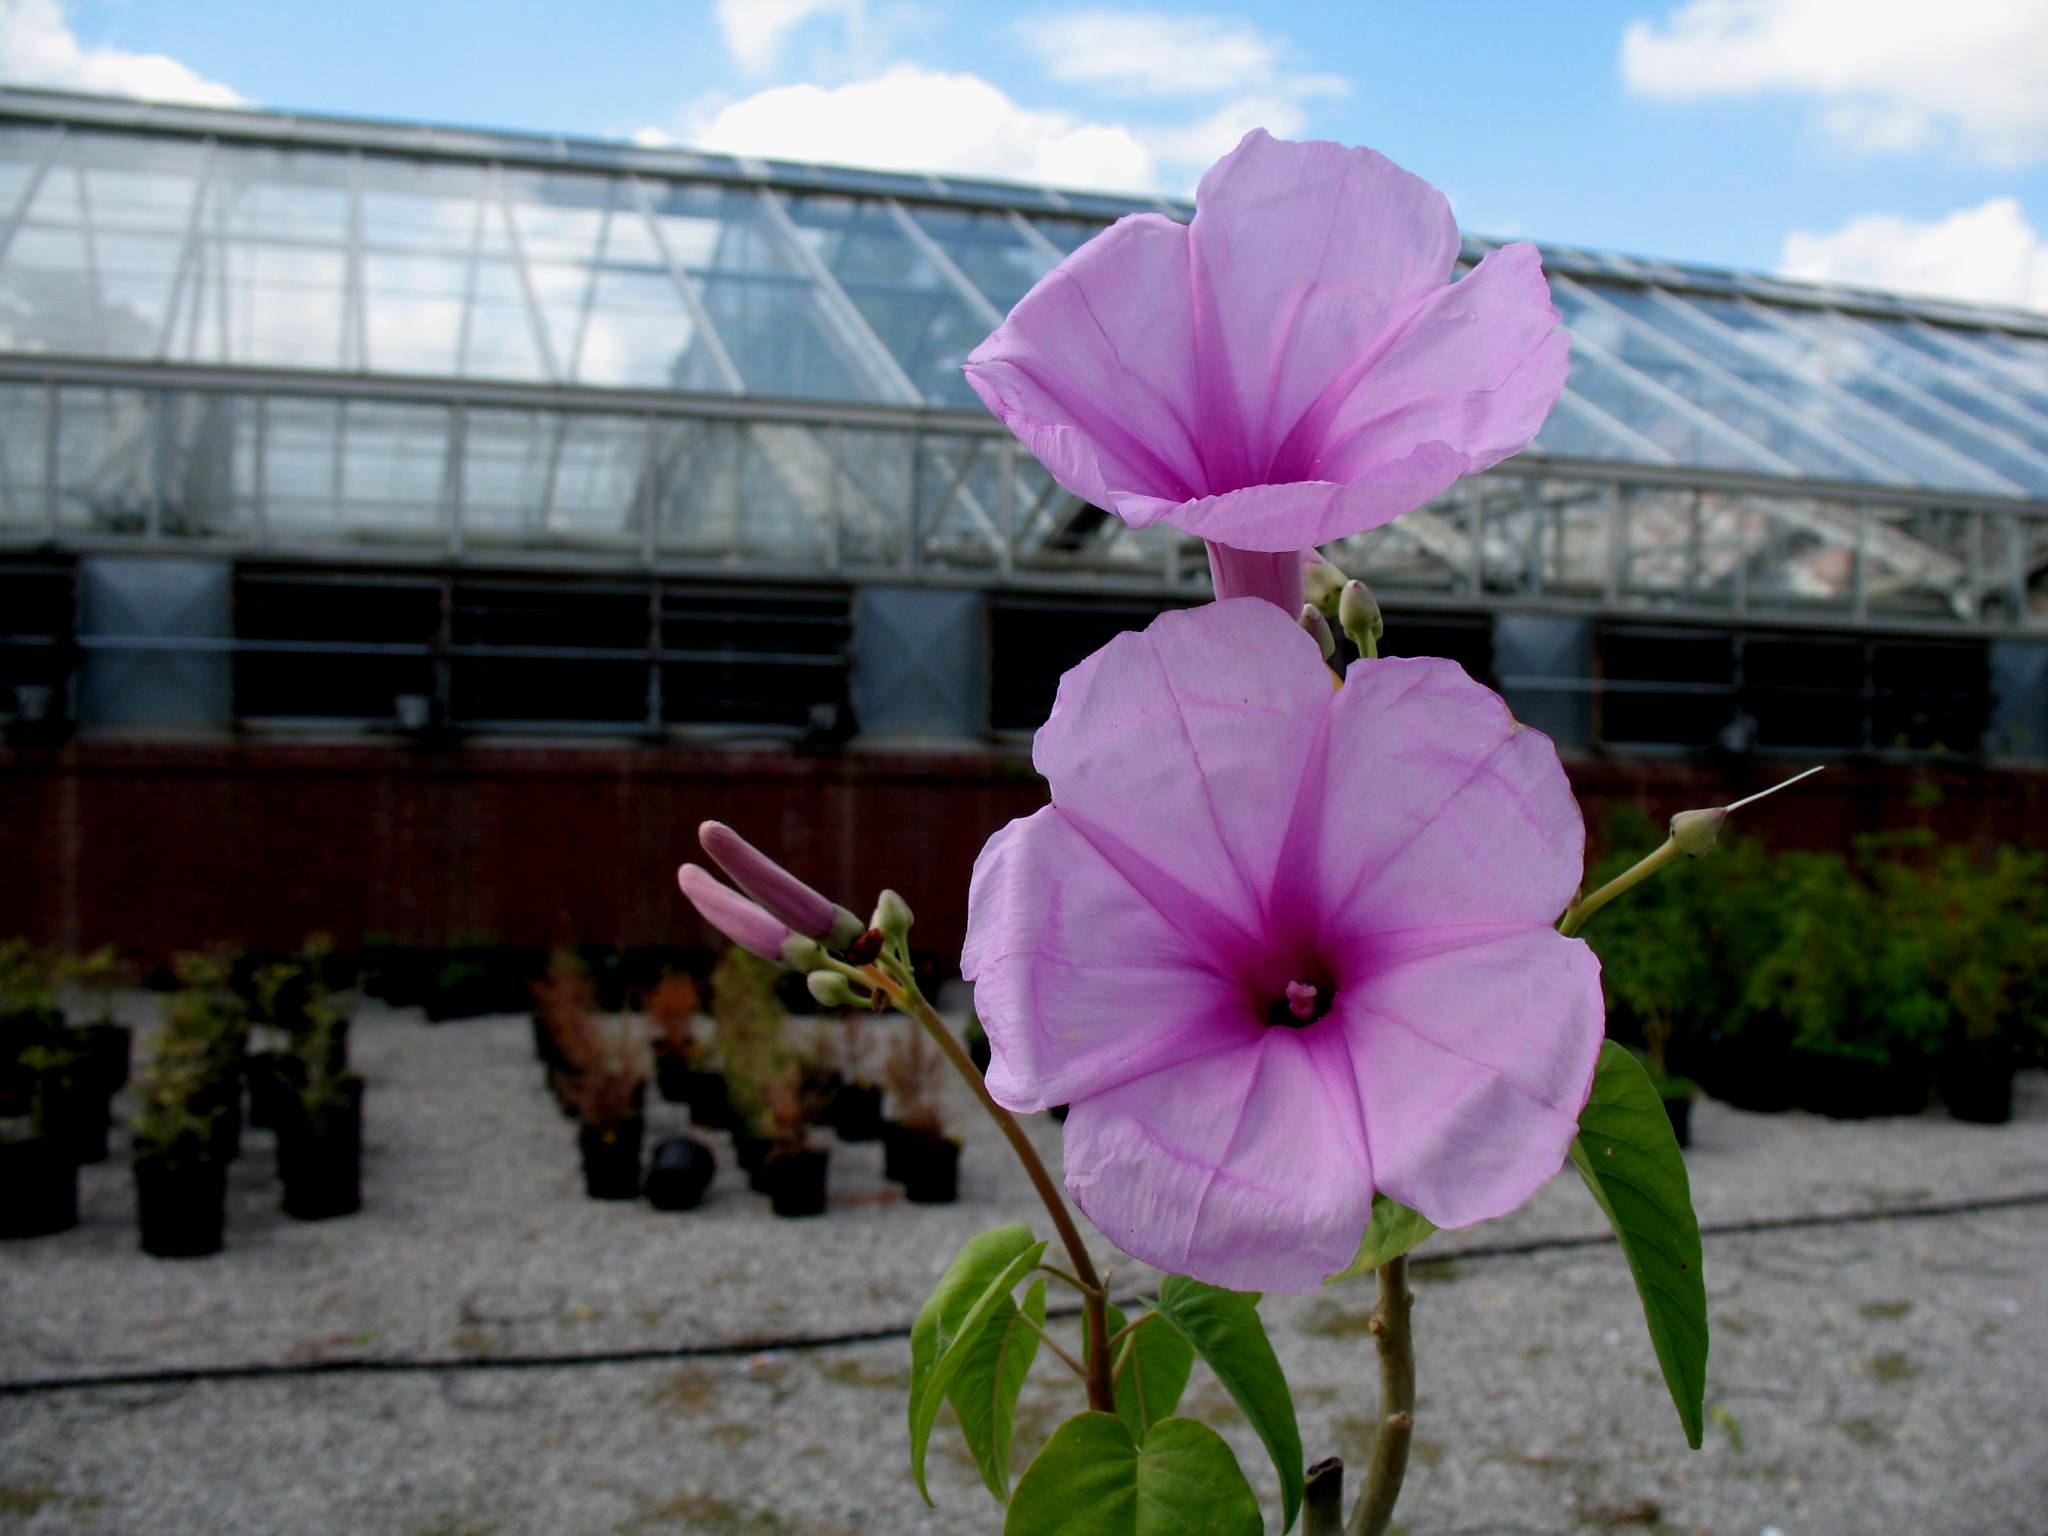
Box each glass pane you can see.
[158,391,259,538]
[645,181,878,401]
[55,385,153,533]
[547,414,647,543]
[1553,280,1880,483]
[0,382,47,529]
[1880,322,2048,421]
[1551,340,1782,474]
[1663,293,2032,497]
[779,191,990,407]
[1535,388,1673,466]
[656,418,839,562]
[915,434,1004,568]
[1823,315,2048,462]
[1473,476,1609,598]
[263,396,451,538]
[459,406,549,538]
[1029,215,1111,254]
[837,426,911,566]
[908,206,1055,315]
[653,418,740,558]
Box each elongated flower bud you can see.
[1302,552,1345,615]
[699,821,864,949]
[807,971,861,1008]
[871,889,913,944]
[1338,579,1384,658]
[1668,807,1727,857]
[1298,604,1337,662]
[679,863,818,967]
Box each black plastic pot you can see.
[0,1136,79,1238]
[654,1052,695,1104]
[833,1082,883,1142]
[278,1080,364,1220]
[802,1066,845,1127]
[134,1156,227,1258]
[1699,1032,1798,1114]
[578,1118,644,1201]
[1662,1094,1694,1149]
[645,1136,716,1211]
[37,1071,113,1164]
[881,1119,911,1183]
[685,1070,738,1131]
[77,1022,132,1096]
[244,1051,305,1132]
[1791,1046,1929,1119]
[1939,1048,2014,1125]
[765,1146,828,1217]
[733,1131,773,1189]
[901,1135,962,1205]
[0,1008,60,1117]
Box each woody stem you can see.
[1347,1255,1416,1536]
[876,972,1116,1415]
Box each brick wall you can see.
[3,737,2043,966]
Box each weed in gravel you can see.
[1838,1415,1895,1447]
[1303,1305,1375,1338]
[1858,1300,1913,1322]
[816,1357,910,1390]
[644,1367,718,1416]
[1867,1350,1921,1383]
[623,1492,851,1536]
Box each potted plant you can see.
[756,1063,829,1218]
[0,938,62,1118]
[63,945,132,1101]
[276,1002,364,1220]
[0,1115,78,1238]
[555,1006,650,1201]
[822,1012,882,1141]
[711,946,788,1154]
[531,950,592,1082]
[132,1032,229,1258]
[643,971,704,1104]
[882,1024,961,1204]
[23,1036,110,1164]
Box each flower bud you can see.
[698,820,864,949]
[678,864,794,965]
[1302,553,1345,616]
[1668,807,1727,857]
[871,889,913,944]
[1298,605,1337,663]
[781,935,827,972]
[807,971,860,1008]
[1338,579,1383,658]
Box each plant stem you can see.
[1557,836,1682,937]
[1305,1458,1345,1536]
[879,973,1116,1415]
[1347,1255,1415,1536]
[1104,1311,1159,1352]
[1015,1311,1087,1379]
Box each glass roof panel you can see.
[1535,387,1674,465]
[1680,293,2040,497]
[779,190,990,407]
[1550,278,1880,481]
[1552,338,1784,474]
[907,204,1056,315]
[1029,214,1112,254]
[1814,312,2048,463]
[1928,325,2048,404]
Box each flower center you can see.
[1266,978,1333,1029]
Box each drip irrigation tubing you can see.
[3,1187,2043,1400]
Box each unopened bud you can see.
[807,971,860,1008]
[872,889,913,943]
[1302,554,1345,615]
[1298,605,1337,662]
[1338,580,1384,658]
[781,935,827,971]
[1669,807,1727,857]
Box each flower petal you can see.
[1205,542,1312,612]
[1033,599,1332,952]
[1061,1026,1375,1292]
[962,213,1204,512]
[1298,656,1585,936]
[1333,926,1603,1229]
[1157,449,1472,552]
[1187,129,1461,489]
[964,807,1249,1113]
[1297,243,1569,488]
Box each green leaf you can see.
[1004,1412,1262,1536]
[949,1277,1046,1503]
[1325,1194,1436,1283]
[1084,1301,1195,1441]
[1570,1039,1709,1450]
[1150,1276,1305,1533]
[909,1226,1048,1503]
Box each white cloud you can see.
[1621,0,2048,164]
[714,0,862,77]
[685,64,1157,192]
[1781,198,2048,312]
[1018,11,1281,97]
[0,0,242,106]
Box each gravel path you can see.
[2,995,2044,1534]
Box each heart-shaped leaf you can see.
[1326,1194,1435,1283]
[1150,1276,1304,1532]
[909,1226,1048,1502]
[1005,1412,1261,1536]
[1571,1039,1709,1449]
[950,1277,1047,1502]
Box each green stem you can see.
[1305,1458,1345,1536]
[1347,1255,1415,1536]
[1015,1310,1087,1380]
[877,971,1116,1416]
[1557,836,1683,937]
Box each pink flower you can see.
[963,130,1567,615]
[679,863,803,965]
[961,600,1603,1292]
[699,821,864,949]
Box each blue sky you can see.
[15,0,2048,309]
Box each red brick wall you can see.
[3,738,2043,966]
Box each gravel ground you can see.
[2,994,2045,1535]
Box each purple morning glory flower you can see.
[963,130,1568,615]
[961,600,1603,1292]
